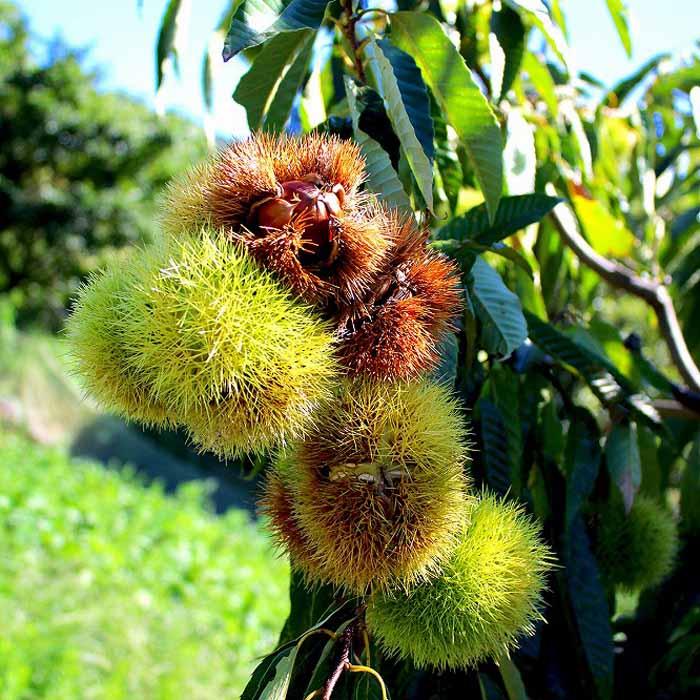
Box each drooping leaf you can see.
[389,11,503,222]
[489,4,526,101]
[234,29,314,130]
[430,331,459,388]
[365,38,435,211]
[345,77,411,210]
[223,0,328,60]
[436,194,561,245]
[470,257,528,358]
[564,517,614,700]
[479,398,512,496]
[605,421,642,513]
[156,0,190,88]
[490,364,524,494]
[565,408,602,530]
[604,0,632,58]
[241,642,298,700]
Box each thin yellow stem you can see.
[347,664,388,700]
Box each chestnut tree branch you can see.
[549,201,700,393]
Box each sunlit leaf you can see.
[345,77,411,210]
[233,29,314,130]
[489,4,526,101]
[604,0,632,58]
[389,11,503,222]
[572,194,636,258]
[470,257,528,357]
[223,0,328,60]
[365,38,434,211]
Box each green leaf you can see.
[479,399,513,496]
[470,257,528,358]
[504,0,571,73]
[241,643,297,700]
[278,570,338,645]
[234,29,314,130]
[680,432,700,534]
[430,331,459,388]
[489,4,526,101]
[223,0,328,60]
[604,0,632,58]
[565,517,614,700]
[605,422,642,513]
[496,656,528,700]
[565,408,601,530]
[572,195,636,258]
[436,194,561,245]
[603,53,669,108]
[366,38,434,211]
[345,77,411,210]
[259,647,297,699]
[389,11,503,222]
[156,0,189,88]
[522,52,558,117]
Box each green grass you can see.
[0,429,289,699]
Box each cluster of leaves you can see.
[161,0,700,697]
[0,428,289,699]
[0,1,208,327]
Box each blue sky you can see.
[19,0,700,140]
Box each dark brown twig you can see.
[340,0,366,83]
[320,624,354,700]
[549,203,700,393]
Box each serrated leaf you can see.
[345,77,411,210]
[565,517,614,700]
[223,0,328,60]
[366,38,434,211]
[604,0,632,58]
[489,4,525,101]
[436,194,561,245]
[234,29,314,130]
[470,257,527,358]
[389,11,503,222]
[605,422,641,513]
[565,408,601,529]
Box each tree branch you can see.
[548,202,700,393]
[320,623,353,700]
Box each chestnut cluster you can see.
[162,132,462,380]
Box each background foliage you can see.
[0,1,207,327]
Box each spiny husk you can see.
[336,214,463,380]
[366,493,554,670]
[593,494,678,592]
[284,378,470,593]
[259,460,324,579]
[160,132,392,306]
[120,230,339,457]
[65,252,173,428]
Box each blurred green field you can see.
[0,429,289,699]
